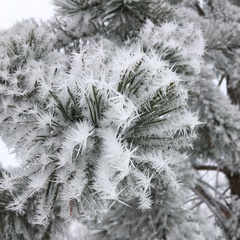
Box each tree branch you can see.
[191,183,231,239]
[192,182,232,219]
[197,178,231,209]
[193,164,230,175]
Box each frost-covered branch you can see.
[0,18,205,229]
[193,164,230,174]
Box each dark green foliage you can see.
[53,0,173,42]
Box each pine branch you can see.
[53,0,100,15]
[197,178,231,209]
[53,0,173,41]
[191,183,231,234]
[193,164,230,175]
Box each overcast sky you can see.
[0,0,54,168]
[0,0,54,29]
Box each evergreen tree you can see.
[1,0,239,239]
[177,0,240,239]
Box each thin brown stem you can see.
[193,164,230,175]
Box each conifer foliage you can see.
[0,15,201,224]
[180,0,240,239]
[0,0,239,239]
